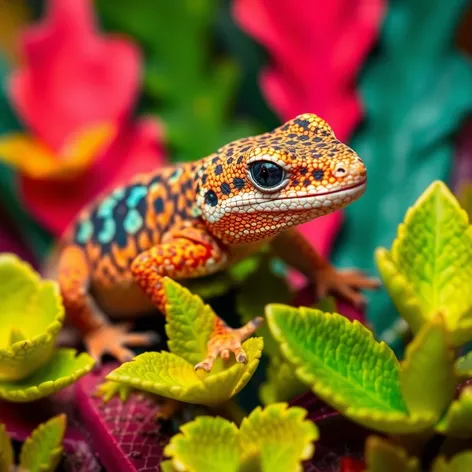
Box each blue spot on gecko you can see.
[98,219,116,244]
[97,196,118,218]
[123,209,143,234]
[76,220,93,244]
[126,186,147,208]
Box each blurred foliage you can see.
[0,58,51,258]
[95,0,262,162]
[332,0,472,349]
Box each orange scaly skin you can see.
[54,113,378,371]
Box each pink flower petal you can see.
[233,0,385,257]
[10,0,141,151]
[20,118,167,237]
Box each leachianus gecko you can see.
[50,113,378,372]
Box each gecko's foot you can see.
[194,317,264,373]
[85,323,159,364]
[314,267,381,308]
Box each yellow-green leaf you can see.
[259,354,307,405]
[239,403,318,471]
[0,424,13,472]
[432,451,472,472]
[0,349,94,402]
[164,278,216,365]
[365,436,420,472]
[19,414,66,472]
[164,403,317,472]
[164,416,240,472]
[375,181,472,344]
[94,380,134,403]
[107,337,263,406]
[455,351,472,380]
[436,386,472,438]
[266,304,435,433]
[236,255,292,357]
[0,254,65,382]
[399,315,456,420]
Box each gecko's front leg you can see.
[130,224,263,372]
[271,228,380,307]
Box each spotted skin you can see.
[54,113,379,371]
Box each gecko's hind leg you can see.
[57,245,157,363]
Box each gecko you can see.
[51,113,378,372]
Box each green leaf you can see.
[259,355,307,405]
[455,351,472,380]
[365,436,420,472]
[164,278,216,365]
[0,349,94,402]
[164,403,317,472]
[375,181,472,345]
[19,414,66,472]
[432,451,472,472]
[0,424,13,472]
[239,403,318,471]
[399,315,456,420]
[160,460,178,472]
[0,254,65,382]
[165,416,240,472]
[266,304,435,433]
[107,338,263,406]
[436,386,472,438]
[94,380,134,403]
[237,255,292,357]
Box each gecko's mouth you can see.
[274,179,367,202]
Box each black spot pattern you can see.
[233,178,245,190]
[313,169,324,181]
[221,182,231,195]
[215,165,223,176]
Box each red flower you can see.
[0,0,167,236]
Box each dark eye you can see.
[249,161,285,189]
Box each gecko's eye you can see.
[249,161,286,190]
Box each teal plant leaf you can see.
[0,424,13,472]
[19,414,66,472]
[436,386,472,438]
[108,278,263,406]
[332,0,472,344]
[0,253,64,382]
[399,315,456,420]
[0,349,94,402]
[432,451,472,472]
[266,304,435,433]
[375,181,472,346]
[164,403,317,472]
[365,436,420,472]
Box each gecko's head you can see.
[197,113,367,244]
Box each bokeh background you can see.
[1,0,471,353]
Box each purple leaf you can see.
[0,385,100,471]
[75,363,173,472]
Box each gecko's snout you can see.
[334,159,366,180]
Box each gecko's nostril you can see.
[334,166,346,178]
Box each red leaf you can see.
[10,0,140,151]
[75,364,173,472]
[339,457,366,472]
[233,0,385,257]
[20,118,167,237]
[0,386,100,472]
